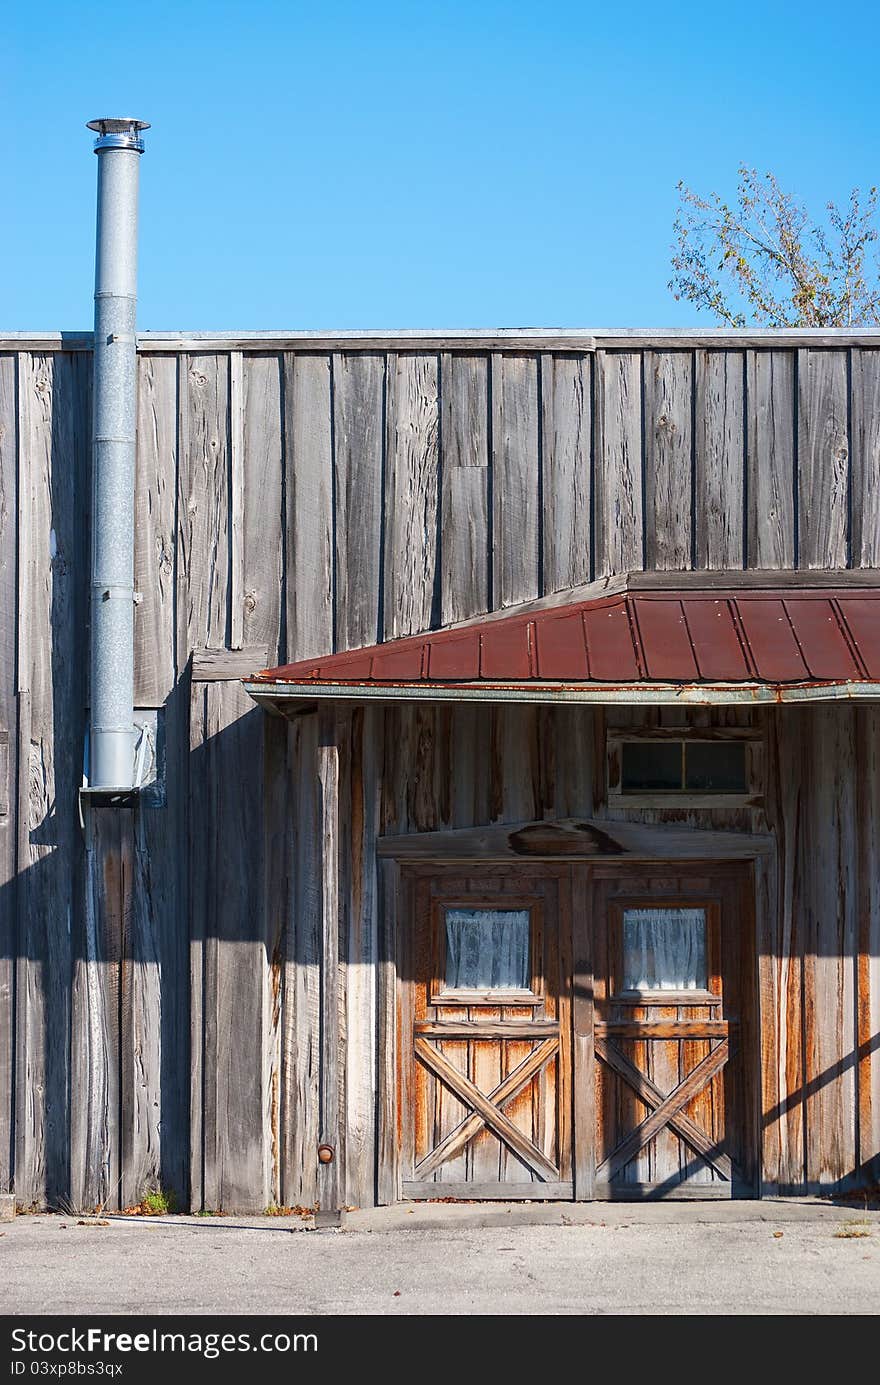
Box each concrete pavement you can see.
[3,1201,879,1315]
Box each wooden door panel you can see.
[394,858,755,1203]
[590,865,755,1199]
[400,867,572,1199]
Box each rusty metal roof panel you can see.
[837,597,880,677]
[682,599,752,681]
[733,598,809,681]
[632,599,699,681]
[249,586,880,699]
[582,601,641,680]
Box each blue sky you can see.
[4,0,879,330]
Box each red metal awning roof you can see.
[245,584,880,709]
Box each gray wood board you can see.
[134,355,177,704]
[594,351,644,574]
[746,351,795,569]
[283,354,334,663]
[440,354,490,624]
[850,349,880,567]
[798,349,849,569]
[239,354,283,660]
[334,354,385,649]
[17,353,89,1205]
[177,355,231,669]
[541,354,591,592]
[383,354,440,638]
[644,351,693,570]
[492,354,540,606]
[695,351,745,569]
[0,355,16,1191]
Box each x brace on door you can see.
[596,1037,733,1182]
[413,1036,560,1181]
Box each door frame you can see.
[377,825,765,1205]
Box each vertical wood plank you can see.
[856,707,880,1183]
[552,706,595,819]
[262,708,289,1209]
[644,351,693,570]
[134,355,177,705]
[383,354,440,639]
[753,708,806,1190]
[17,352,89,1206]
[491,354,540,606]
[334,353,385,650]
[571,864,595,1198]
[240,354,283,663]
[802,706,858,1188]
[695,351,745,569]
[344,705,384,1207]
[177,354,230,668]
[849,348,880,568]
[798,349,849,569]
[71,811,125,1211]
[746,351,795,569]
[594,351,643,575]
[281,713,321,1210]
[229,352,245,650]
[494,705,541,824]
[188,681,208,1210]
[0,355,16,1192]
[284,354,333,663]
[205,683,271,1212]
[122,673,190,1210]
[316,710,343,1218]
[376,859,399,1204]
[440,354,490,623]
[541,354,591,593]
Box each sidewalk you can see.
[3,1201,879,1315]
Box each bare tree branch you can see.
[669,168,880,327]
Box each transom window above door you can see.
[606,730,761,806]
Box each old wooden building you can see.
[1,327,879,1214]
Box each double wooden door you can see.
[397,861,756,1201]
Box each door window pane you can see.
[622,906,707,991]
[445,909,530,990]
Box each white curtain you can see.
[445,909,530,990]
[622,907,707,991]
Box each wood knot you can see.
[508,821,624,855]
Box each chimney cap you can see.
[87,118,150,153]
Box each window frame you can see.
[428,893,544,1007]
[606,728,763,809]
[608,896,722,1005]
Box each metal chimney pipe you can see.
[86,117,149,789]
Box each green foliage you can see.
[670,167,880,327]
[141,1188,176,1215]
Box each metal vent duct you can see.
[86,117,149,790]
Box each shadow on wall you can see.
[1,677,292,1215]
[2,687,880,1212]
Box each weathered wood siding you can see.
[0,338,878,1210]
